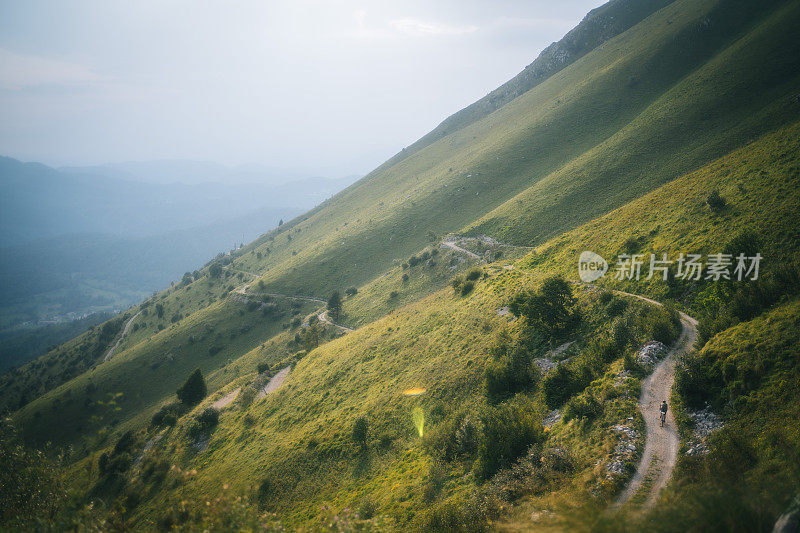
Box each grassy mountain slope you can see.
[13,296,317,448]
[467,0,800,243]
[232,0,800,299]
[91,118,800,530]
[4,0,800,529]
[8,0,800,454]
[382,0,674,168]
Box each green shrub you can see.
[151,401,186,427]
[345,287,358,296]
[623,351,639,373]
[541,365,577,409]
[451,275,464,294]
[423,413,480,462]
[476,396,544,480]
[563,394,603,423]
[606,296,628,317]
[412,498,487,532]
[648,306,681,345]
[612,318,631,349]
[256,478,272,510]
[358,498,377,519]
[483,342,537,404]
[188,408,219,439]
[510,276,577,341]
[112,430,136,455]
[460,281,475,296]
[465,268,482,281]
[706,189,727,212]
[352,416,368,445]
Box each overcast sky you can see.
[0,0,605,176]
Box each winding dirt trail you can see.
[257,366,291,399]
[441,240,485,262]
[612,291,698,510]
[211,387,241,410]
[103,311,141,362]
[317,310,354,332]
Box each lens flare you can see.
[412,407,425,437]
[402,387,427,396]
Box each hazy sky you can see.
[0,0,605,176]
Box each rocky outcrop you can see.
[637,340,669,367]
[685,406,723,456]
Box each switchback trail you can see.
[317,310,354,332]
[612,290,698,510]
[441,240,484,262]
[103,311,141,362]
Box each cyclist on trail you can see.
[660,400,668,427]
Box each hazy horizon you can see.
[0,0,605,177]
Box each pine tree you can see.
[177,368,206,406]
[327,291,343,320]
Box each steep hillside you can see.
[8,0,800,453]
[3,0,800,530]
[48,117,800,531]
[383,0,674,168]
[233,0,800,299]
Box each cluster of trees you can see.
[509,276,577,342]
[405,248,438,269]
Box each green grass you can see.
[4,0,800,529]
[641,299,800,532]
[13,0,800,453]
[89,115,800,527]
[13,295,318,450]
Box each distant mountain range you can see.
[0,156,358,334]
[59,159,347,187]
[0,156,358,246]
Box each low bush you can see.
[352,416,368,445]
[461,281,475,296]
[706,189,727,212]
[541,365,578,409]
[484,341,537,404]
[647,305,682,346]
[465,268,482,281]
[188,408,219,439]
[510,276,577,342]
[475,396,544,480]
[412,498,488,532]
[423,412,481,462]
[151,401,186,427]
[563,393,603,423]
